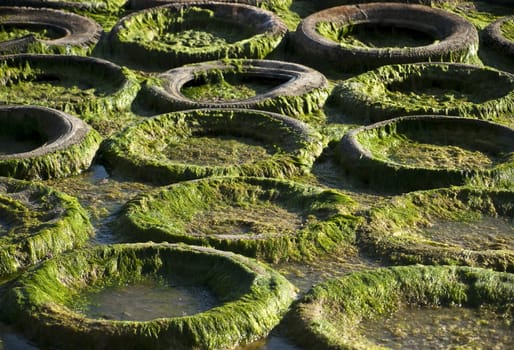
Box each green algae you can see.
[119,7,252,51]
[0,25,56,42]
[436,1,512,30]
[1,243,296,350]
[117,176,360,263]
[286,265,514,350]
[501,17,514,41]
[181,73,281,102]
[163,135,274,167]
[0,177,94,277]
[360,186,514,271]
[100,109,323,185]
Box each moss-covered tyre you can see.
[100,108,323,185]
[293,3,478,72]
[336,115,514,191]
[126,0,292,11]
[0,7,102,55]
[142,59,329,118]
[117,176,359,262]
[483,16,514,60]
[286,265,514,350]
[330,62,514,124]
[0,54,139,131]
[0,177,93,277]
[108,2,287,70]
[0,0,124,11]
[1,242,296,350]
[0,105,102,180]
[360,187,514,271]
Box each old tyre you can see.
[0,0,123,11]
[117,176,359,262]
[0,105,102,180]
[330,62,514,124]
[483,15,514,60]
[293,2,478,72]
[1,243,296,350]
[0,7,102,55]
[336,115,514,191]
[287,265,514,350]
[108,2,287,70]
[0,54,139,130]
[126,0,292,11]
[359,187,514,271]
[143,59,329,118]
[100,108,323,185]
[0,176,93,277]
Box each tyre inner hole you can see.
[319,22,436,48]
[0,23,66,41]
[181,73,286,102]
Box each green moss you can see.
[500,18,514,41]
[0,25,53,41]
[436,1,509,30]
[1,243,296,350]
[100,109,323,185]
[360,187,514,271]
[0,177,93,277]
[0,56,140,132]
[330,63,514,127]
[117,176,360,263]
[287,265,514,350]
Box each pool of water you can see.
[359,304,513,349]
[71,276,219,321]
[423,216,514,251]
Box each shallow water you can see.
[359,304,513,349]
[423,216,514,251]
[71,276,219,321]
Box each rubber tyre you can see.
[294,2,478,71]
[1,243,296,350]
[483,15,514,60]
[108,2,287,70]
[144,59,329,117]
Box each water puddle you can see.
[273,253,382,294]
[359,304,513,349]
[70,276,219,321]
[0,322,38,350]
[423,216,514,250]
[46,164,153,246]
